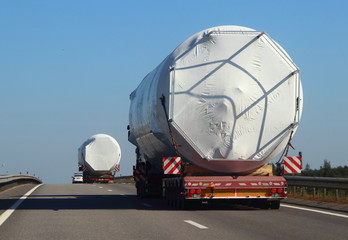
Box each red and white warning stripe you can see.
[284,156,302,174]
[133,168,146,182]
[162,157,181,175]
[114,164,120,172]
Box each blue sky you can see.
[1,1,347,183]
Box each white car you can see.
[72,173,83,183]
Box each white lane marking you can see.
[141,203,152,208]
[184,220,209,229]
[99,187,103,189]
[107,190,112,192]
[281,204,348,219]
[0,184,42,227]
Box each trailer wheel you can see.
[253,200,269,209]
[166,181,174,206]
[178,195,186,209]
[136,181,145,197]
[136,184,141,197]
[174,195,179,208]
[270,200,280,209]
[178,197,186,210]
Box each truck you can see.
[78,134,121,183]
[129,25,303,209]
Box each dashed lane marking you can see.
[184,220,209,229]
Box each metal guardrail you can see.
[285,176,348,200]
[0,175,42,192]
[285,176,348,190]
[112,175,134,183]
[115,175,133,180]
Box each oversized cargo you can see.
[129,25,303,174]
[78,134,121,183]
[130,26,303,209]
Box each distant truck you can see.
[72,172,83,183]
[129,26,303,209]
[78,134,121,183]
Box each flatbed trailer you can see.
[163,175,286,209]
[83,172,114,183]
[133,157,289,209]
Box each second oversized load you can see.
[78,134,121,183]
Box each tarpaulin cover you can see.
[78,134,121,174]
[129,26,303,173]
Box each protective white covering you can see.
[78,134,121,174]
[129,25,303,173]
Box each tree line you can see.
[300,159,348,178]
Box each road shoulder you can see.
[282,197,348,213]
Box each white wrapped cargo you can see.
[78,134,121,174]
[129,25,303,174]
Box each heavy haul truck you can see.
[129,26,303,209]
[78,134,121,183]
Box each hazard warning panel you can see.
[283,156,302,174]
[162,157,182,175]
[114,164,120,172]
[133,168,146,182]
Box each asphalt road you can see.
[0,183,348,240]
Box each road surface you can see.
[0,183,347,239]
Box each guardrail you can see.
[0,175,42,192]
[112,175,134,183]
[285,176,348,201]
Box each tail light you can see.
[277,188,283,194]
[271,188,277,194]
[187,189,202,198]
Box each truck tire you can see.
[136,181,145,197]
[253,200,270,209]
[270,200,280,209]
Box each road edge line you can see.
[0,184,42,227]
[281,203,348,219]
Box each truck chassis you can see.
[133,159,287,209]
